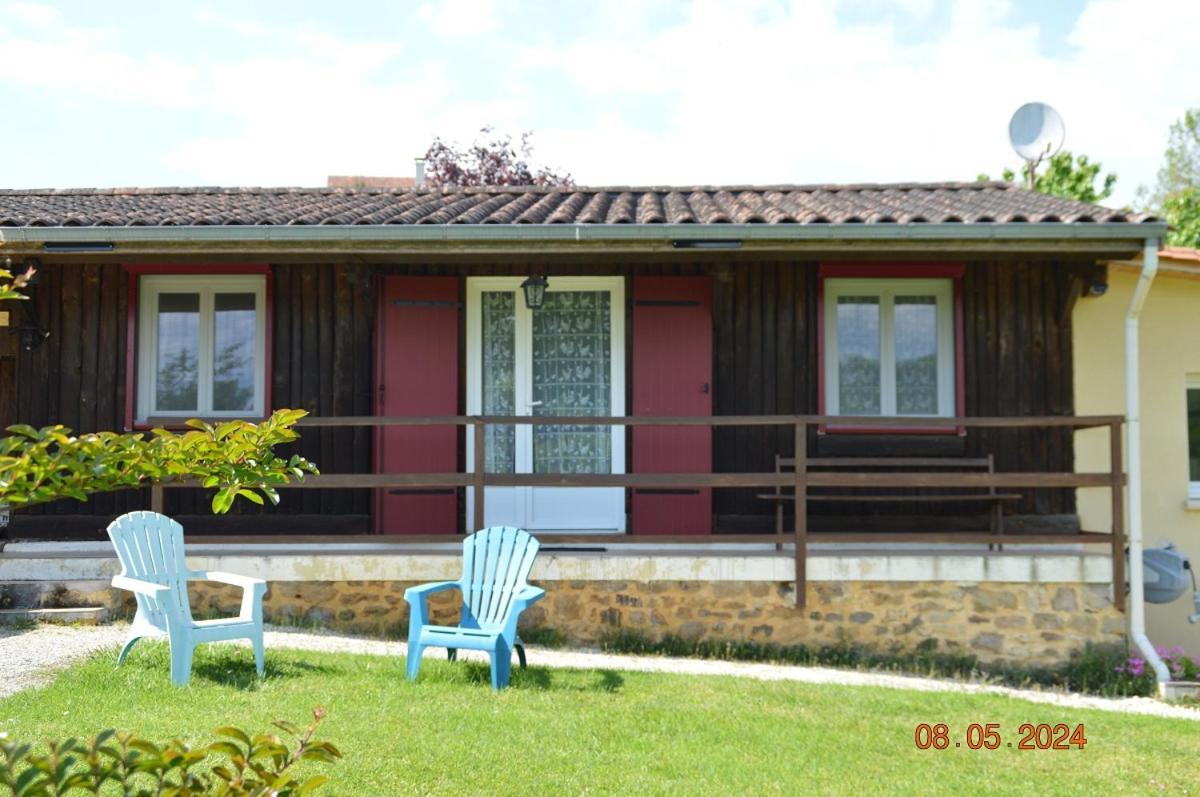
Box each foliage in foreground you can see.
[598,631,1169,698]
[0,708,339,797]
[0,410,318,515]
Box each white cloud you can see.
[517,0,1200,206]
[0,0,1194,206]
[415,0,498,37]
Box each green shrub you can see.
[598,631,1160,698]
[0,708,340,796]
[0,410,317,514]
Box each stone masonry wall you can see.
[132,578,1127,667]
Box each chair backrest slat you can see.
[106,511,193,629]
[459,526,539,630]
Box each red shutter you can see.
[632,276,713,534]
[374,277,459,534]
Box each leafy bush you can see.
[0,707,339,796]
[598,631,1170,698]
[0,410,318,514]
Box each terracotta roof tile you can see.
[0,182,1158,228]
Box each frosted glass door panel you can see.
[531,291,612,474]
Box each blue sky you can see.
[0,0,1194,207]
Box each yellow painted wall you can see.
[1074,265,1200,654]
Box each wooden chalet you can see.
[0,182,1169,663]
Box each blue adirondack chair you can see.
[106,511,267,686]
[405,526,545,689]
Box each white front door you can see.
[466,277,626,532]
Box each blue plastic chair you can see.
[404,526,545,689]
[106,511,267,686]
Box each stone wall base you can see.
[112,578,1130,668]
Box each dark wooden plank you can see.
[317,263,335,514]
[331,264,354,511]
[793,420,807,607]
[272,264,290,415]
[1110,420,1126,610]
[166,470,1116,490]
[299,265,320,514]
[294,413,1121,428]
[776,263,795,462]
[77,264,99,435]
[56,265,81,515]
[761,494,1024,503]
[352,264,375,514]
[732,260,751,515]
[0,357,14,433]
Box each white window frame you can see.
[1188,376,1200,501]
[136,275,267,422]
[823,277,955,417]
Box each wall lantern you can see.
[521,274,548,310]
[3,257,50,351]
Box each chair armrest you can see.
[190,571,267,590]
[403,580,461,606]
[188,571,266,622]
[112,575,171,596]
[512,585,546,611]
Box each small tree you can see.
[1163,187,1200,248]
[423,127,574,188]
[979,150,1117,204]
[1146,108,1200,209]
[0,411,318,515]
[1140,109,1200,247]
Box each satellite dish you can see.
[1008,102,1065,163]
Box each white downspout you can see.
[1125,237,1170,690]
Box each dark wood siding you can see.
[5,256,1086,536]
[7,262,141,525]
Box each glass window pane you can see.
[155,293,199,412]
[532,291,611,474]
[212,293,257,412]
[894,296,940,415]
[836,296,881,415]
[481,291,516,474]
[1188,387,1200,484]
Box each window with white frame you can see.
[136,275,266,421]
[823,278,956,417]
[1188,377,1200,500]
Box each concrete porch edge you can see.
[0,540,1115,584]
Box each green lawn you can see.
[1,642,1197,796]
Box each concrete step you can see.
[0,606,110,625]
[0,580,115,612]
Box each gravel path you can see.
[2,623,1197,721]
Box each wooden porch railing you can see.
[151,414,1128,610]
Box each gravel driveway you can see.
[1,622,1196,721]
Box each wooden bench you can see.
[757,455,1022,536]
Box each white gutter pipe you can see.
[1125,237,1170,690]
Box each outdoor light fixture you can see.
[17,257,40,286]
[671,239,743,250]
[4,258,49,351]
[521,274,548,309]
[42,242,114,253]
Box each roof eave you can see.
[0,221,1166,255]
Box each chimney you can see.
[414,157,426,189]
